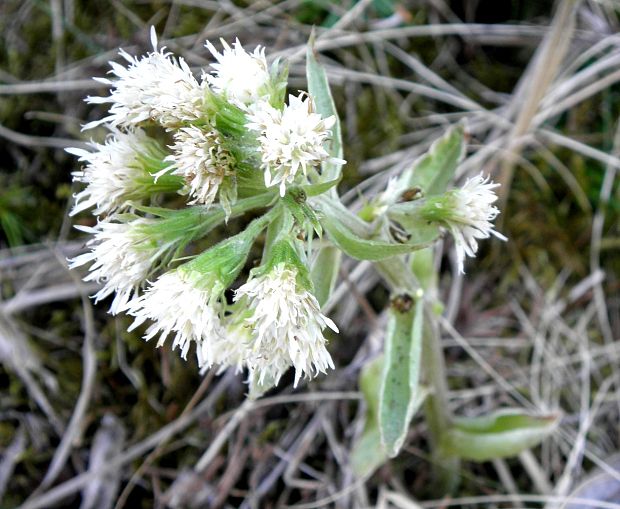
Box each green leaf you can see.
[321,214,434,261]
[310,246,341,307]
[380,293,426,457]
[0,211,25,247]
[441,409,560,461]
[387,206,441,246]
[204,89,248,138]
[351,424,387,478]
[407,123,466,196]
[306,32,343,184]
[302,177,341,197]
[360,355,384,419]
[410,247,436,291]
[351,356,387,477]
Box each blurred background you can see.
[1,0,619,507]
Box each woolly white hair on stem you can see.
[84,27,204,130]
[247,93,344,196]
[234,263,337,387]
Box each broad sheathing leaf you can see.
[406,123,466,196]
[310,246,341,308]
[305,36,344,311]
[350,425,386,479]
[380,294,425,457]
[441,409,560,461]
[321,214,437,261]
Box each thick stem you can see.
[422,311,460,493]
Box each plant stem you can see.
[192,192,276,239]
[422,310,460,493]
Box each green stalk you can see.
[421,311,460,493]
[193,192,276,240]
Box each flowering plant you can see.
[68,27,555,479]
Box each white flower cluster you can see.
[69,218,169,314]
[125,271,226,366]
[165,126,234,207]
[442,173,507,273]
[205,39,271,108]
[247,94,343,196]
[234,263,337,387]
[123,259,337,393]
[84,29,204,129]
[68,28,343,393]
[68,129,163,217]
[73,27,340,212]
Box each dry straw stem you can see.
[498,0,581,201]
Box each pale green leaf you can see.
[302,177,341,197]
[305,37,344,308]
[321,215,434,261]
[386,205,441,245]
[360,355,383,419]
[310,246,341,307]
[351,424,387,478]
[306,33,343,183]
[380,294,425,457]
[441,409,560,461]
[351,356,386,477]
[410,247,436,291]
[407,123,466,196]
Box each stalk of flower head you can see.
[233,236,338,395]
[125,208,278,367]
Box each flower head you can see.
[68,129,165,217]
[205,39,270,108]
[234,262,337,388]
[125,270,226,367]
[69,217,169,314]
[164,125,234,208]
[84,27,204,129]
[247,93,342,196]
[423,173,507,273]
[125,228,259,366]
